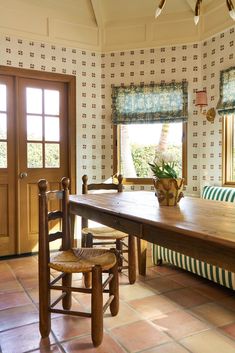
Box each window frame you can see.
[113,122,188,185]
[223,115,235,186]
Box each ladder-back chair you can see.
[38,177,119,347]
[81,174,136,285]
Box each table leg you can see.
[137,238,147,276]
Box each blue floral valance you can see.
[111,81,188,125]
[217,66,235,116]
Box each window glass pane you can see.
[27,115,42,141]
[44,90,59,115]
[0,113,7,139]
[0,142,7,168]
[0,84,6,111]
[45,117,60,141]
[233,118,235,180]
[27,143,43,168]
[120,123,182,178]
[45,143,60,168]
[26,88,42,114]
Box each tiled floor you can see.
[1,256,235,353]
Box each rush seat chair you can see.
[38,177,119,347]
[81,174,136,285]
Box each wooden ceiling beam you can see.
[186,0,197,12]
[90,0,103,28]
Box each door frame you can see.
[0,66,76,255]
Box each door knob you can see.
[19,172,28,179]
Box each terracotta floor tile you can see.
[128,294,179,319]
[62,333,126,353]
[193,281,233,301]
[180,329,235,353]
[142,341,190,353]
[136,268,161,282]
[145,276,183,293]
[119,282,156,301]
[104,301,141,329]
[220,322,235,339]
[0,291,32,311]
[19,277,39,290]
[152,264,185,276]
[0,279,23,293]
[164,287,210,308]
[32,345,64,353]
[0,268,16,282]
[27,288,39,303]
[168,271,206,287]
[191,302,235,327]
[111,320,171,352]
[0,304,39,331]
[2,255,235,353]
[51,315,91,341]
[152,310,209,339]
[0,261,9,272]
[0,322,55,353]
[218,296,235,312]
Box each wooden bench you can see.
[152,185,235,290]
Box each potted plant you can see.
[149,159,184,206]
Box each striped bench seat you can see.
[152,185,235,290]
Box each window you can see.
[219,67,235,185]
[112,82,188,184]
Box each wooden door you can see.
[17,78,69,254]
[0,76,16,255]
[0,67,76,256]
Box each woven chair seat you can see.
[49,248,117,273]
[82,226,128,240]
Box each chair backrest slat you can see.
[81,174,123,229]
[38,177,71,262]
[48,210,63,221]
[49,231,63,242]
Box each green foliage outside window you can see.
[131,144,182,178]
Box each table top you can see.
[70,191,235,249]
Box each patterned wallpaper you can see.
[101,43,202,195]
[0,26,234,195]
[0,34,102,189]
[201,27,235,189]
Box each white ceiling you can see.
[1,0,233,50]
[16,0,222,27]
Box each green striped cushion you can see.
[202,185,235,202]
[153,245,235,290]
[153,185,235,290]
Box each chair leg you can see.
[84,272,92,288]
[128,235,136,284]
[116,239,123,270]
[62,273,72,310]
[81,233,87,247]
[137,238,147,276]
[39,267,51,338]
[109,261,119,316]
[86,233,93,247]
[91,265,103,347]
[83,233,93,288]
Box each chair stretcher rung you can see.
[51,293,66,308]
[103,295,114,313]
[50,308,91,318]
[102,274,114,290]
[50,284,92,294]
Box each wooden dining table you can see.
[69,191,235,276]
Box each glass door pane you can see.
[0,84,7,168]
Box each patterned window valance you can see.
[111,81,188,125]
[217,66,235,116]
